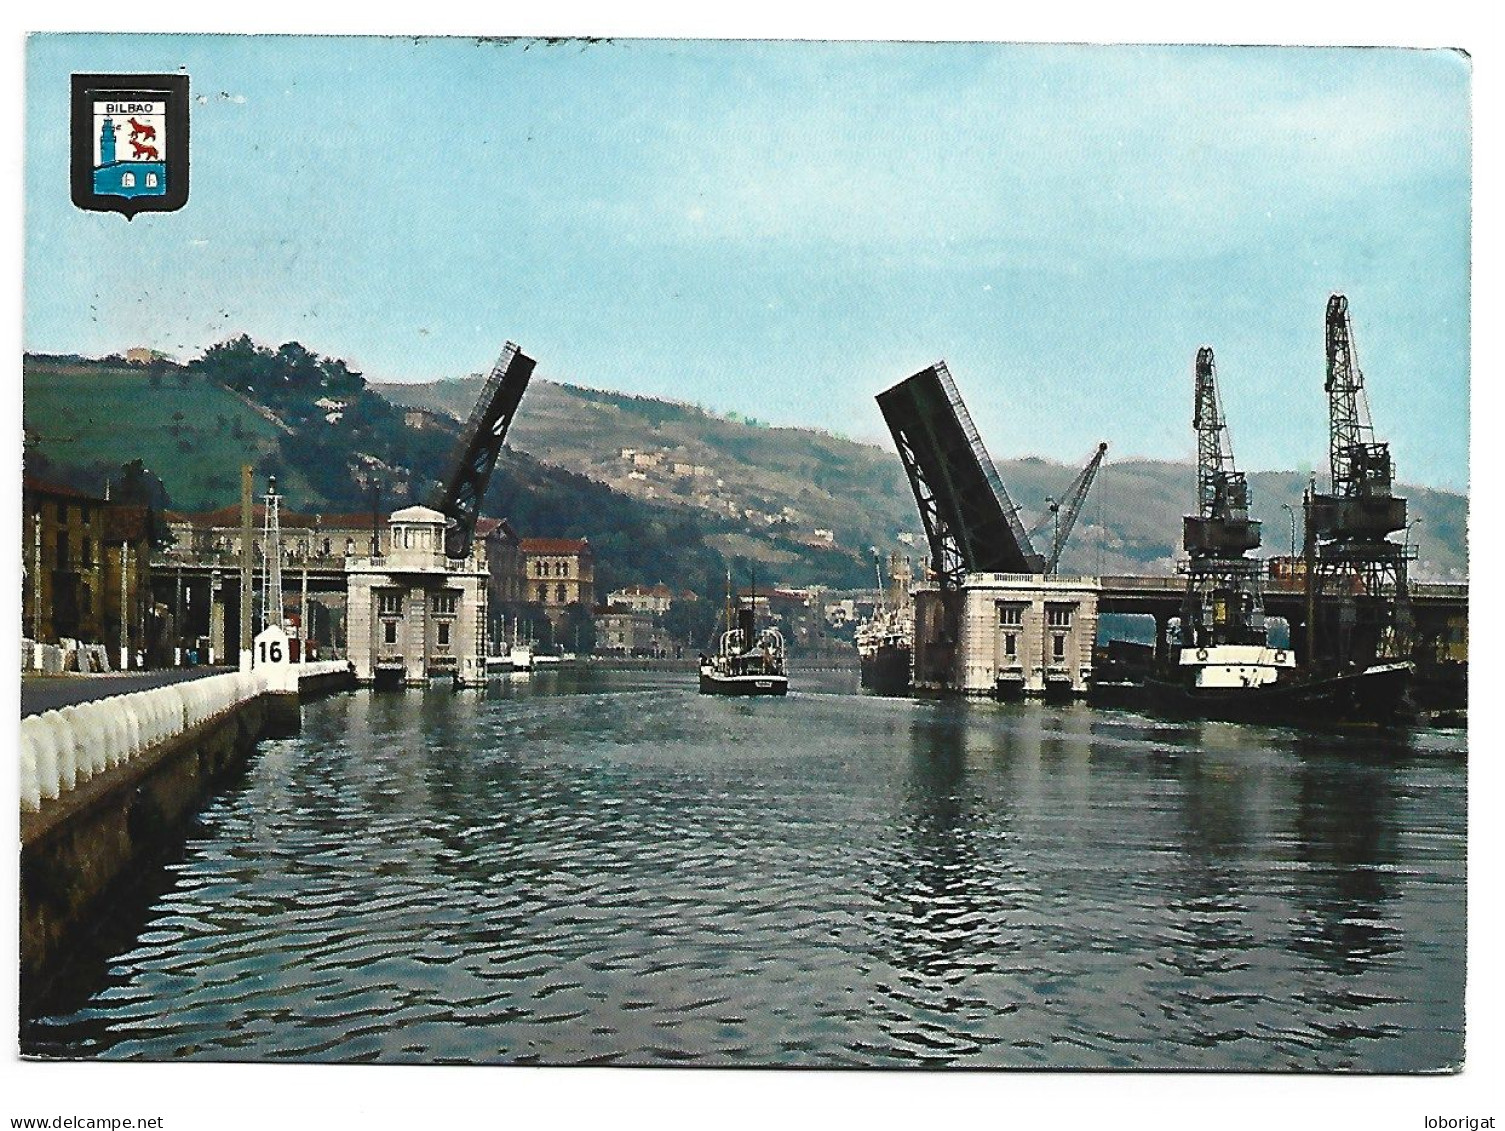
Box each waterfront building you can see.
[345,505,488,686]
[518,537,595,627]
[606,582,675,615]
[22,476,154,664]
[913,573,1100,699]
[595,609,672,657]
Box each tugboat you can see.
[1143,345,1412,726]
[699,583,788,697]
[855,552,913,696]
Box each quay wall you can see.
[18,661,354,1000]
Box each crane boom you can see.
[433,342,536,559]
[1028,442,1109,574]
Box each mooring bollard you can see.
[57,706,83,792]
[32,717,61,802]
[19,718,44,812]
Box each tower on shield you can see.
[71,73,190,219]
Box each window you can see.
[81,537,93,568]
[121,172,135,188]
[437,622,451,647]
[383,621,398,645]
[557,562,568,577]
[1004,633,1016,658]
[537,584,548,603]
[146,172,158,187]
[1047,605,1074,628]
[1053,634,1066,660]
[998,603,1024,628]
[433,592,458,615]
[55,536,68,570]
[556,583,567,603]
[80,506,91,527]
[323,537,331,555]
[378,592,403,616]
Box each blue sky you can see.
[25,36,1470,490]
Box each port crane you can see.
[1307,293,1410,665]
[432,342,536,559]
[1027,442,1109,575]
[1178,347,1265,650]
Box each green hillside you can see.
[21,359,325,511]
[383,375,1469,583]
[21,349,1465,594]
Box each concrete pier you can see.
[18,660,354,1002]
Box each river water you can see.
[23,668,1467,1070]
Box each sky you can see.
[24,36,1471,490]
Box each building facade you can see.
[606,583,675,615]
[518,537,594,625]
[914,573,1100,699]
[345,505,488,686]
[23,477,154,665]
[595,610,672,657]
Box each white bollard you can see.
[105,705,128,770]
[20,717,47,812]
[32,716,61,801]
[70,704,102,784]
[85,703,111,778]
[55,707,80,793]
[121,697,142,759]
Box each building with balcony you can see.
[345,505,488,687]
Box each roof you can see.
[475,516,519,541]
[23,475,105,503]
[612,583,673,597]
[390,504,447,524]
[521,537,591,555]
[168,507,400,532]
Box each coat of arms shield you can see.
[70,73,189,218]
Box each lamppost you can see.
[1404,518,1423,556]
[1280,503,1297,558]
[1046,496,1060,576]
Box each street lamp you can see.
[1404,518,1423,556]
[1046,496,1060,575]
[1280,503,1297,558]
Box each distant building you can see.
[519,537,595,625]
[607,582,674,615]
[913,574,1100,699]
[345,505,488,686]
[403,408,448,431]
[595,609,671,657]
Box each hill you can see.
[382,375,1468,582]
[20,348,1466,594]
[20,350,860,595]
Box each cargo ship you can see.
[855,552,913,696]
